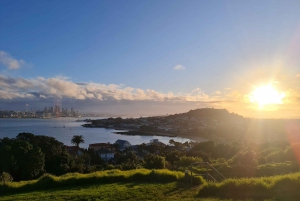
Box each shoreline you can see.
[113,130,208,142]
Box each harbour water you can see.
[0,118,192,148]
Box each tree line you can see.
[1,132,300,182]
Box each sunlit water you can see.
[0,118,192,148]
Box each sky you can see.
[1,0,300,118]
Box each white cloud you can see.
[296,74,300,78]
[174,64,185,70]
[0,51,26,70]
[0,75,217,103]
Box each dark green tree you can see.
[144,154,165,169]
[71,135,84,148]
[0,138,45,181]
[17,133,72,175]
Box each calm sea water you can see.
[0,118,192,148]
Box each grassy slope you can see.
[0,182,227,201]
[198,172,300,201]
[2,169,300,201]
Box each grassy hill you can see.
[1,169,300,200]
[0,182,220,201]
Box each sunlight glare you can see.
[249,85,285,108]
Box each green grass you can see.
[2,169,300,200]
[198,172,300,200]
[0,182,228,201]
[0,169,204,195]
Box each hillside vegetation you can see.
[2,169,300,200]
[198,172,300,200]
[0,169,203,195]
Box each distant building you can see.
[97,149,114,161]
[115,139,131,151]
[89,142,115,152]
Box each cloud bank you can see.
[1,75,300,117]
[0,75,215,103]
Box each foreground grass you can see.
[0,169,203,195]
[0,182,226,201]
[2,169,300,200]
[198,172,300,200]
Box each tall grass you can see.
[0,169,204,195]
[198,172,300,199]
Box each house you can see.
[115,139,131,151]
[97,149,114,161]
[65,145,83,156]
[149,139,165,146]
[89,142,115,152]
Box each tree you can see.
[144,154,165,169]
[165,150,182,165]
[0,138,45,181]
[17,133,73,175]
[71,135,84,148]
[230,150,258,167]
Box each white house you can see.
[97,149,114,161]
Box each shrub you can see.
[175,156,203,167]
[0,172,13,182]
[144,154,165,169]
[230,151,258,168]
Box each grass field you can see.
[0,182,225,201]
[1,169,300,201]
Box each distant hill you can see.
[167,108,244,122]
[187,108,242,119]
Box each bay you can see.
[0,118,192,148]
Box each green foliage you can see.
[0,169,204,195]
[230,150,258,167]
[259,147,281,157]
[71,135,84,148]
[0,172,13,182]
[16,133,73,175]
[210,158,228,166]
[115,151,143,170]
[265,143,300,163]
[257,162,299,176]
[144,154,165,169]
[175,156,203,167]
[165,150,182,165]
[198,172,300,200]
[0,182,221,201]
[0,138,45,181]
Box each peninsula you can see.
[82,108,242,142]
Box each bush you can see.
[144,154,165,169]
[175,156,203,167]
[230,151,258,168]
[0,172,13,182]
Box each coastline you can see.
[113,130,208,142]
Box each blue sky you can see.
[1,0,300,117]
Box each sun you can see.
[249,85,285,108]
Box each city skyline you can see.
[0,105,79,118]
[1,1,300,118]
